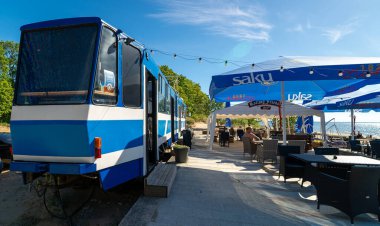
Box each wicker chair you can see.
[236,129,244,141]
[257,139,278,163]
[349,140,362,152]
[219,131,230,147]
[242,137,257,161]
[369,141,380,158]
[314,147,339,155]
[317,166,380,224]
[303,148,342,187]
[288,140,306,154]
[278,145,304,183]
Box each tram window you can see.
[159,74,162,94]
[158,93,165,113]
[122,43,141,107]
[93,27,117,105]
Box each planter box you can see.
[173,146,189,163]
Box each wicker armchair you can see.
[278,145,304,183]
[369,140,380,158]
[349,140,362,152]
[317,166,380,224]
[242,137,257,161]
[219,131,230,147]
[257,139,278,163]
[288,140,306,153]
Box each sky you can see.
[1,0,380,122]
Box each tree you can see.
[0,41,19,85]
[0,41,18,123]
[0,77,13,122]
[160,65,223,121]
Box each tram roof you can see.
[20,17,186,107]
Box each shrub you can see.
[186,117,195,126]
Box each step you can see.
[144,162,177,197]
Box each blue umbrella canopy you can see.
[210,56,380,102]
[305,83,380,111]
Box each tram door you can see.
[170,97,175,142]
[146,72,157,171]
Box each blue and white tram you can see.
[10,17,186,190]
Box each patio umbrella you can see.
[306,86,380,140]
[209,56,380,144]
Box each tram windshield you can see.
[16,25,98,105]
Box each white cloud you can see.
[149,0,272,41]
[322,19,358,44]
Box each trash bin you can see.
[173,145,189,163]
[182,129,192,149]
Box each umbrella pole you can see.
[281,81,287,144]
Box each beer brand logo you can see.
[232,72,274,86]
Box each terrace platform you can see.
[120,134,379,225]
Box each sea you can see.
[313,122,380,137]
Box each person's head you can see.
[245,127,252,133]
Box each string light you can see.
[146,48,377,77]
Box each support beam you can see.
[281,81,287,144]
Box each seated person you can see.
[229,127,236,136]
[357,131,363,139]
[236,126,244,140]
[243,127,260,142]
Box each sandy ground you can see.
[0,170,142,226]
[0,122,209,226]
[0,125,10,133]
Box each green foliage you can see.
[160,65,223,121]
[0,41,19,86]
[0,41,18,123]
[172,144,189,149]
[230,118,261,128]
[186,117,195,126]
[0,77,13,122]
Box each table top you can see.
[251,140,284,144]
[290,154,380,166]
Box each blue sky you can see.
[1,0,380,122]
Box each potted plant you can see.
[173,144,189,163]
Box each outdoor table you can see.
[290,154,380,186]
[252,140,284,144]
[290,154,380,166]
